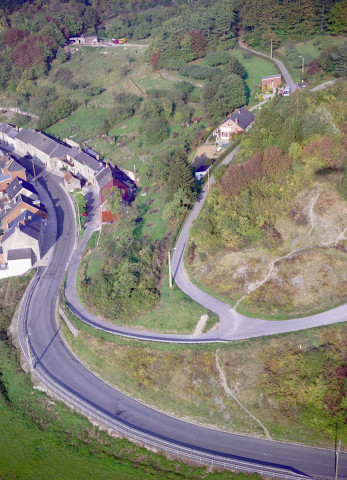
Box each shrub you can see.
[166,57,186,70]
[205,51,231,66]
[179,65,219,80]
[144,117,169,145]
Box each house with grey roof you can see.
[0,213,45,279]
[66,148,102,185]
[213,107,255,144]
[0,123,19,149]
[0,154,26,183]
[6,177,38,202]
[0,193,46,230]
[15,129,70,169]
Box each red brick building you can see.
[261,74,282,91]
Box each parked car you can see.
[283,86,291,96]
[297,82,307,89]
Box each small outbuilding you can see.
[261,74,282,91]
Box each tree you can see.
[180,35,194,62]
[302,107,340,138]
[11,36,44,69]
[150,51,161,70]
[83,6,100,30]
[166,150,195,203]
[227,56,247,79]
[328,0,347,34]
[3,27,27,47]
[187,30,207,58]
[213,74,246,117]
[40,23,65,46]
[105,186,123,215]
[144,117,169,145]
[162,188,192,220]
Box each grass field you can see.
[62,311,347,448]
[227,49,278,103]
[196,47,278,106]
[0,274,257,480]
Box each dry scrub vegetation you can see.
[188,178,347,318]
[62,321,347,447]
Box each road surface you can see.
[238,38,297,92]
[64,145,346,343]
[16,163,347,479]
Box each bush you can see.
[205,51,231,66]
[179,65,219,80]
[144,117,169,145]
[166,57,186,70]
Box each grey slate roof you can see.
[16,129,70,159]
[8,210,42,230]
[95,166,112,189]
[7,248,32,261]
[7,158,25,172]
[0,154,25,173]
[0,193,46,223]
[2,219,41,244]
[74,151,100,171]
[223,107,255,131]
[6,177,38,201]
[196,165,211,173]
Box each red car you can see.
[82,212,88,217]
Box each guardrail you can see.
[18,273,311,480]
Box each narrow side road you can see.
[64,146,347,343]
[238,37,297,92]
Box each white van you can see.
[283,86,291,96]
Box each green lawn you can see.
[128,266,219,332]
[47,105,110,142]
[228,49,278,103]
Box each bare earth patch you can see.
[189,181,347,318]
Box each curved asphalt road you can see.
[65,146,346,342]
[16,168,347,479]
[238,38,297,92]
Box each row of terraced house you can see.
[0,123,136,278]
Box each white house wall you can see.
[0,259,31,279]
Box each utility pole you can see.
[26,335,33,372]
[76,198,81,230]
[335,440,341,480]
[31,156,36,182]
[168,248,176,288]
[270,37,273,59]
[299,55,304,81]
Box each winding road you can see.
[14,40,347,478]
[65,145,347,343]
[17,164,347,480]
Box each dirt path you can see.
[215,349,272,440]
[193,314,209,335]
[231,190,347,311]
[160,69,203,87]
